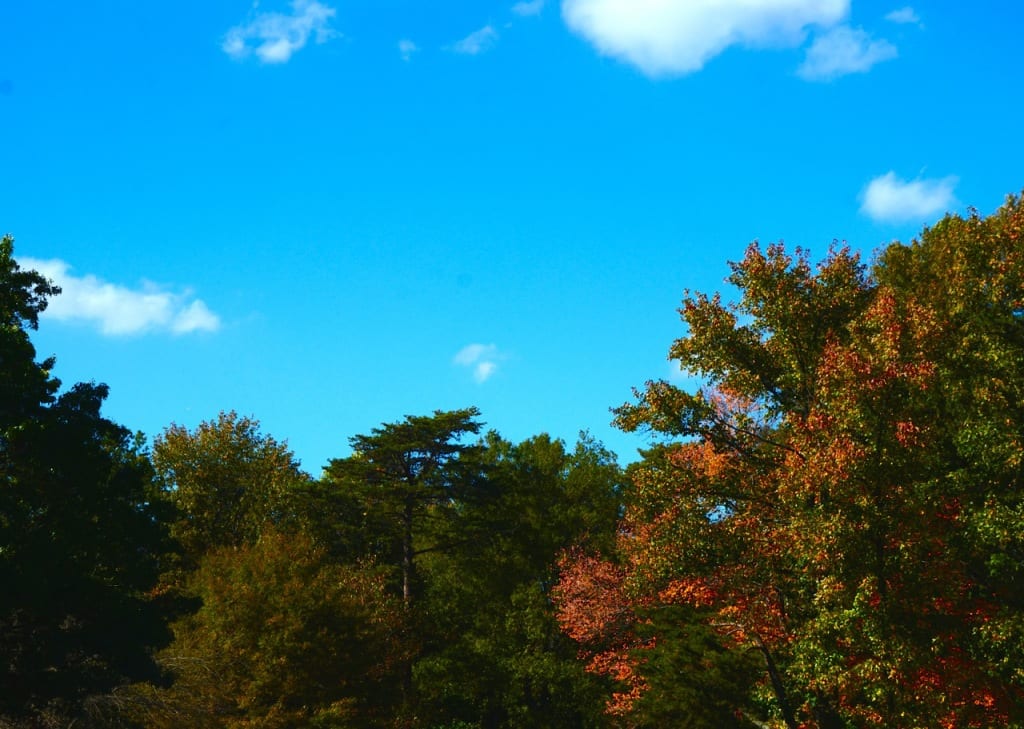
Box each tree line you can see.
[2,194,1024,728]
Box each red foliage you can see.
[558,220,1024,726]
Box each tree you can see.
[324,417,624,728]
[552,549,761,728]
[594,241,874,728]
[412,432,624,729]
[320,408,487,724]
[0,235,60,427]
[323,407,486,607]
[152,411,308,565]
[0,235,173,726]
[130,529,406,729]
[556,195,1024,728]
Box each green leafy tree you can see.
[152,411,308,564]
[0,235,173,727]
[131,529,405,729]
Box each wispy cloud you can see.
[512,0,545,17]
[450,25,499,55]
[398,39,419,61]
[860,172,958,224]
[885,7,921,25]
[561,0,848,77]
[797,25,897,81]
[454,343,504,383]
[21,258,221,336]
[223,0,336,64]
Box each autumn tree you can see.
[0,236,173,727]
[556,195,1024,728]
[586,240,875,728]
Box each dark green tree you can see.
[413,432,624,729]
[323,408,486,607]
[321,408,488,724]
[0,235,173,727]
[628,604,762,729]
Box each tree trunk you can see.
[402,495,414,608]
[754,635,799,729]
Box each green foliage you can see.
[629,605,762,728]
[0,234,60,427]
[153,411,308,564]
[131,529,405,729]
[324,407,487,605]
[486,432,623,562]
[412,432,623,729]
[0,236,173,727]
[0,237,617,728]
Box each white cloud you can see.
[797,25,897,80]
[223,0,336,64]
[512,0,546,16]
[20,258,221,336]
[171,300,221,334]
[454,343,503,383]
[860,172,958,224]
[474,361,497,382]
[560,0,848,77]
[451,25,499,55]
[398,39,419,61]
[885,6,920,24]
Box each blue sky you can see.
[2,1,1022,474]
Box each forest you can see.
[3,195,1024,729]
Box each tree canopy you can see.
[5,192,1024,729]
[555,196,1024,728]
[153,411,308,565]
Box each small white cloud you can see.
[512,0,545,17]
[223,0,336,64]
[885,7,920,24]
[860,172,958,224]
[474,361,497,382]
[560,0,848,77]
[453,343,496,366]
[398,39,419,61]
[454,343,503,383]
[171,300,221,334]
[222,35,247,58]
[797,25,897,81]
[20,258,221,336]
[451,25,499,55]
